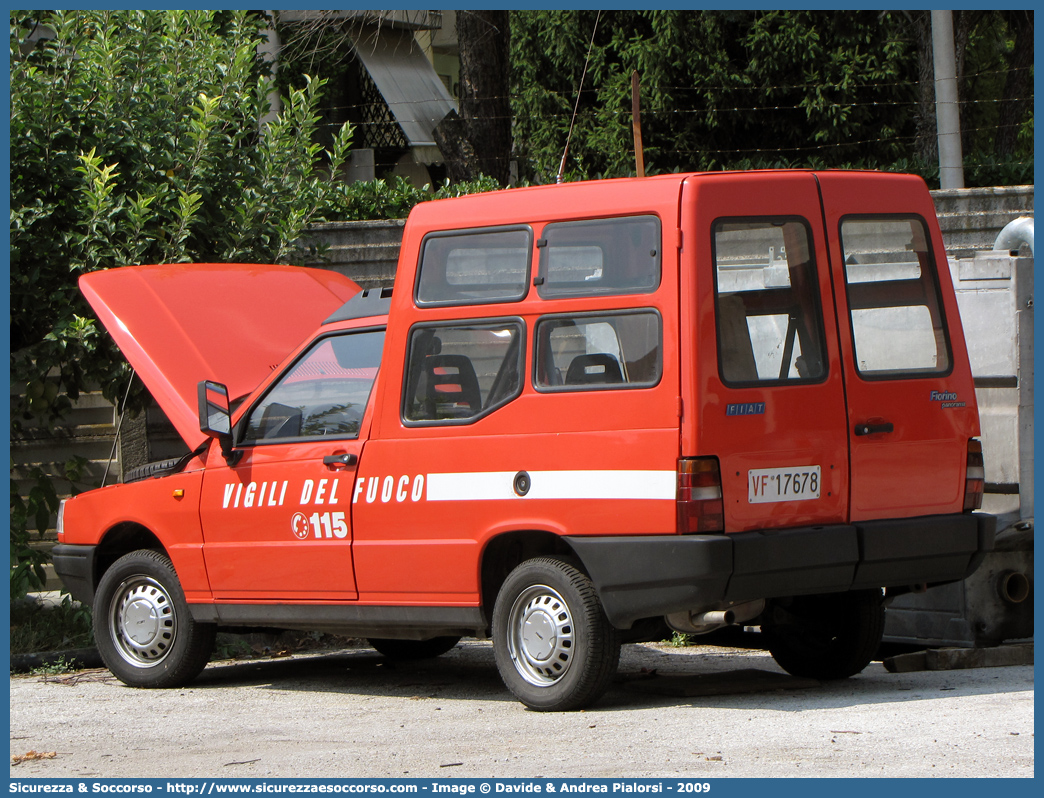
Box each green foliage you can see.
[214,634,256,661]
[511,11,913,181]
[320,175,503,221]
[892,154,1033,189]
[28,657,77,677]
[9,10,352,596]
[11,9,352,414]
[665,631,697,648]
[10,457,90,600]
[10,467,55,600]
[10,595,95,657]
[511,10,1031,185]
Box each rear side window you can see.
[415,227,531,306]
[713,219,828,385]
[840,217,951,378]
[535,311,662,390]
[538,216,661,298]
[241,329,384,444]
[403,320,524,423]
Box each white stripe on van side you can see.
[425,470,676,502]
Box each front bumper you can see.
[51,543,97,606]
[566,512,996,628]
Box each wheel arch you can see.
[93,522,167,590]
[479,529,581,630]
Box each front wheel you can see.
[764,589,885,680]
[492,557,620,712]
[93,549,215,688]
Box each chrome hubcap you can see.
[109,576,177,667]
[507,584,574,686]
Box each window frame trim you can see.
[413,224,534,308]
[400,316,527,427]
[837,213,955,382]
[710,215,830,389]
[535,214,663,299]
[531,308,665,393]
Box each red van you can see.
[54,171,994,711]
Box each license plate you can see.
[748,466,821,504]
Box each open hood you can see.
[80,263,359,450]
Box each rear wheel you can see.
[492,557,620,712]
[93,550,215,688]
[764,590,885,680]
[367,636,460,660]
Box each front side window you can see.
[403,321,524,423]
[415,227,531,306]
[535,311,662,390]
[840,217,951,378]
[713,219,828,385]
[241,329,385,444]
[538,216,661,298]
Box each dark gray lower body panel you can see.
[566,512,996,628]
[53,514,995,637]
[51,544,96,606]
[188,602,487,640]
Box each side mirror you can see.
[197,380,241,465]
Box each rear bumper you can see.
[51,543,97,606]
[566,512,996,628]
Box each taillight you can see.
[677,457,724,534]
[963,439,985,511]
[56,499,67,541]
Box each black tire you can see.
[123,458,184,484]
[492,557,620,712]
[764,590,885,680]
[367,636,461,660]
[93,550,216,688]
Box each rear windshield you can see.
[839,216,951,378]
[712,218,828,385]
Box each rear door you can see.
[199,325,384,600]
[816,172,978,520]
[685,173,850,532]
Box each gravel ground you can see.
[9,640,1034,779]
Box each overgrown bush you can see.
[10,458,89,601]
[10,595,94,656]
[320,174,503,221]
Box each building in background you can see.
[272,10,459,186]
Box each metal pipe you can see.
[932,11,965,189]
[101,370,136,488]
[999,571,1030,604]
[258,11,282,129]
[993,216,1034,256]
[690,610,735,627]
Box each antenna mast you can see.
[631,70,645,178]
[557,11,601,184]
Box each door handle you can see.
[323,453,357,468]
[854,422,894,436]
